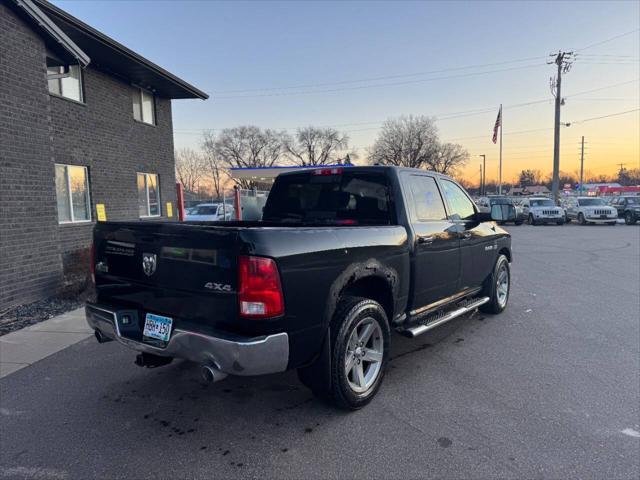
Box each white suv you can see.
[521,197,564,225]
[564,197,617,225]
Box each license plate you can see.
[600,214,607,219]
[143,313,173,342]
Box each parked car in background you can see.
[521,197,564,225]
[564,197,617,225]
[477,196,524,225]
[185,203,235,222]
[609,196,640,225]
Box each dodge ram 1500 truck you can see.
[86,166,513,409]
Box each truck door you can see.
[403,173,460,310]
[438,178,495,290]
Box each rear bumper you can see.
[85,303,289,376]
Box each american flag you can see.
[492,106,502,144]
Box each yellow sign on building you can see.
[166,202,173,218]
[96,204,107,222]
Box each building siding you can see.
[0,3,178,309]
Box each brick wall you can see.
[0,2,63,307]
[0,4,178,308]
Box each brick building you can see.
[0,0,208,308]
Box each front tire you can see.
[324,296,390,410]
[556,219,564,226]
[480,254,510,314]
[528,214,536,226]
[578,213,587,225]
[607,222,616,226]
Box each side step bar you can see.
[404,296,490,338]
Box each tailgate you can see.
[93,222,240,334]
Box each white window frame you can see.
[137,172,161,218]
[133,88,156,125]
[55,164,92,224]
[47,63,84,103]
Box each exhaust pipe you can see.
[201,365,228,383]
[94,329,112,343]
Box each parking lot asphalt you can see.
[1,224,639,480]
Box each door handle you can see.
[461,232,472,240]
[417,235,434,245]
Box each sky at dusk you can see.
[55,0,639,185]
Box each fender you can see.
[323,258,399,329]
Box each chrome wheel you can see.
[345,317,383,393]
[496,263,509,308]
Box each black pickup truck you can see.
[87,166,513,409]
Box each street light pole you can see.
[479,155,486,195]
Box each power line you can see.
[174,77,640,134]
[213,56,548,94]
[214,63,548,99]
[568,108,640,124]
[574,28,640,52]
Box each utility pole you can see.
[479,154,486,195]
[549,51,573,203]
[579,136,584,196]
[479,164,483,195]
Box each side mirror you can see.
[490,204,516,222]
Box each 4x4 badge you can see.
[142,253,157,276]
[204,282,231,292]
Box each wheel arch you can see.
[325,260,398,328]
[498,247,511,263]
[340,276,394,322]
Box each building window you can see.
[138,173,160,217]
[47,60,83,102]
[132,88,155,125]
[55,164,91,223]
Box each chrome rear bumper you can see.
[85,303,289,376]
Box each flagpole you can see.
[498,104,503,195]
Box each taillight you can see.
[238,255,284,319]
[89,242,95,284]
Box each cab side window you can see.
[440,179,475,221]
[407,175,447,221]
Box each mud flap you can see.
[297,327,332,394]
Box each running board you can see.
[403,296,490,338]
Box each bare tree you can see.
[368,115,439,168]
[427,142,469,175]
[215,126,286,188]
[517,169,543,186]
[201,130,226,199]
[175,148,206,194]
[284,127,350,166]
[368,115,468,174]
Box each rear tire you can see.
[515,220,523,226]
[304,296,390,410]
[480,254,510,314]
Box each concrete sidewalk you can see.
[0,308,92,378]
